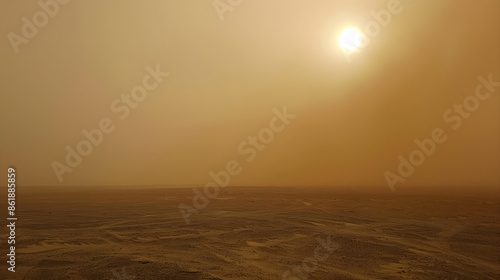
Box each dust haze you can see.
[0,0,499,279]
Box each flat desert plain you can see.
[2,187,500,280]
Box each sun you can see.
[339,28,362,51]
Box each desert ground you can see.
[1,186,499,280]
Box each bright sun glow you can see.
[339,28,362,51]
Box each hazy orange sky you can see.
[1,0,499,190]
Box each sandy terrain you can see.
[1,187,499,280]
